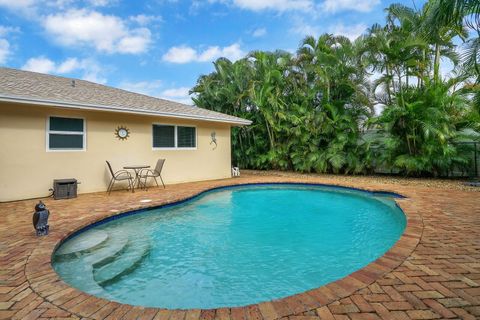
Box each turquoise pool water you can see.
[53,184,406,309]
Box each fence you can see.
[450,142,479,178]
[371,142,479,178]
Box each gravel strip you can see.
[243,170,480,192]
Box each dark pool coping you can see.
[58,182,406,245]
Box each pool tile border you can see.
[57,182,406,245]
[22,179,423,319]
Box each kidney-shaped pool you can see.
[53,184,406,309]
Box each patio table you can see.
[123,165,150,191]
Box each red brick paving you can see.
[0,172,478,319]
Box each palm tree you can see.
[191,0,479,176]
[430,0,480,31]
[423,0,478,81]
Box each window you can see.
[153,125,175,148]
[177,126,196,148]
[47,116,85,151]
[152,124,196,149]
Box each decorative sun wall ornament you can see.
[210,131,217,150]
[115,126,130,140]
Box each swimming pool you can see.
[53,184,406,309]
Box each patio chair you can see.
[106,161,134,195]
[232,166,240,177]
[139,159,166,190]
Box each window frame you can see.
[152,123,197,150]
[46,115,87,152]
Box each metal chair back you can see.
[106,161,115,177]
[155,159,165,175]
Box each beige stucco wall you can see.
[0,102,233,202]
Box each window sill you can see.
[47,149,86,152]
[152,147,197,151]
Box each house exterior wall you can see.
[0,102,232,202]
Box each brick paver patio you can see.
[0,172,478,320]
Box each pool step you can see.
[54,230,150,289]
[93,240,151,287]
[53,260,108,297]
[53,232,131,297]
[55,230,109,260]
[85,234,130,268]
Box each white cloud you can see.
[118,81,193,105]
[160,87,193,105]
[213,0,377,14]
[82,70,107,84]
[232,0,313,11]
[161,87,190,98]
[21,56,107,83]
[0,0,35,11]
[290,17,320,37]
[43,9,151,54]
[87,0,111,6]
[328,23,367,40]
[0,26,20,37]
[0,0,114,14]
[43,0,75,9]
[118,80,163,96]
[0,39,11,64]
[162,46,198,63]
[200,0,314,12]
[130,14,162,26]
[252,27,267,37]
[322,0,379,13]
[162,43,244,64]
[116,29,151,54]
[197,46,223,62]
[22,57,56,73]
[291,18,367,40]
[0,25,16,64]
[220,43,244,60]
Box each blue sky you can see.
[0,0,426,104]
